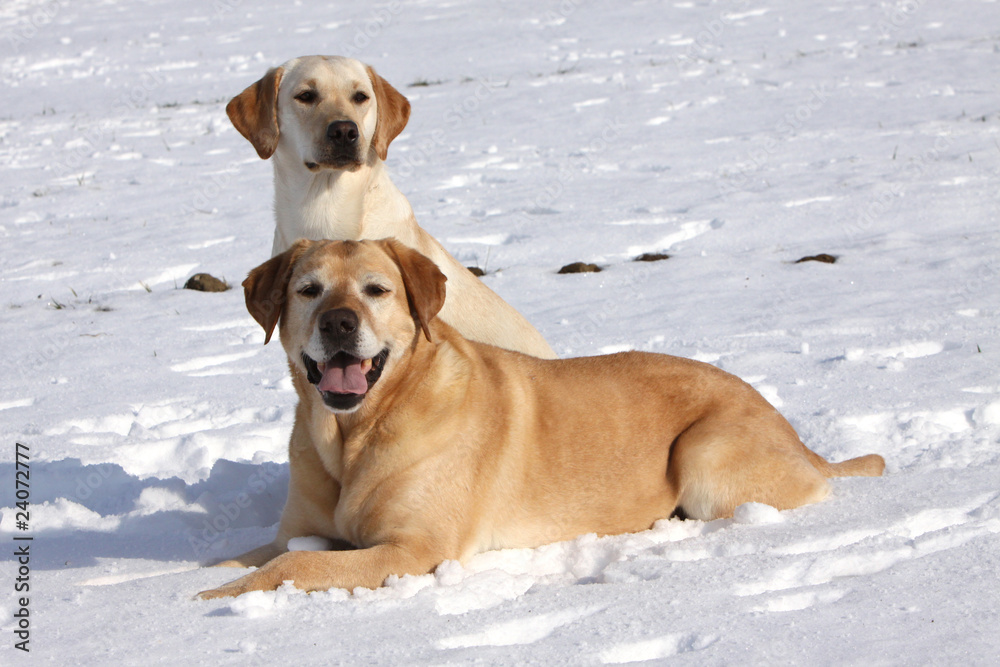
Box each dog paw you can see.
[195,569,277,600]
[195,583,244,600]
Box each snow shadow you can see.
[0,458,288,569]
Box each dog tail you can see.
[806,449,885,478]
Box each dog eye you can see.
[298,283,322,297]
[364,284,390,297]
[352,91,370,104]
[294,90,318,104]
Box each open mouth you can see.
[301,349,389,411]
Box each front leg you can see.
[210,416,344,570]
[197,543,438,599]
[212,542,284,569]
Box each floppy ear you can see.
[366,65,411,161]
[227,66,284,159]
[380,239,447,343]
[242,240,311,344]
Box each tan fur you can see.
[227,67,283,160]
[228,55,554,358]
[365,65,410,162]
[196,241,885,599]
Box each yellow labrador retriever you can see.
[197,240,884,599]
[228,55,554,358]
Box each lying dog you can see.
[227,55,554,358]
[196,240,885,599]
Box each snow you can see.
[2,0,1000,663]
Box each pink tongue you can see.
[318,357,369,394]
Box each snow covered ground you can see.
[2,0,999,663]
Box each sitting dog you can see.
[197,240,884,599]
[227,55,554,358]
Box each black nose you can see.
[319,308,359,338]
[326,121,359,146]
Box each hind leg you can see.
[669,414,830,521]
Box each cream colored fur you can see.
[227,55,554,358]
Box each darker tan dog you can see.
[197,240,884,599]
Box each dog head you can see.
[243,239,446,414]
[227,56,411,169]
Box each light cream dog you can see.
[197,240,885,599]
[228,55,554,358]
